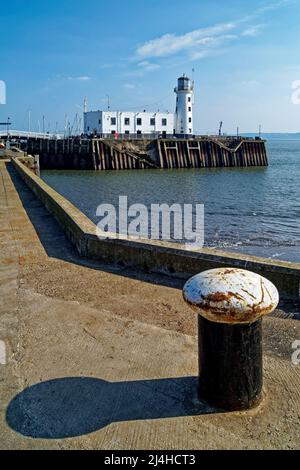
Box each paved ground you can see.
[0,160,300,449]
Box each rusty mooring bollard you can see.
[183,268,279,411]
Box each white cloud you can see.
[136,23,235,60]
[125,60,161,77]
[239,0,291,23]
[123,83,136,89]
[255,0,291,15]
[240,80,260,86]
[100,64,113,69]
[138,61,161,71]
[242,24,266,37]
[190,34,239,59]
[132,0,290,64]
[67,76,91,81]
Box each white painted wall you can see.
[174,76,194,135]
[84,111,174,136]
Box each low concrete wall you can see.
[12,157,300,298]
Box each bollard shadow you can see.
[6,376,216,439]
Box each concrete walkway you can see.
[0,160,300,450]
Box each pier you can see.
[25,136,268,171]
[0,157,299,449]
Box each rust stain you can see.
[264,285,272,302]
[205,291,229,303]
[202,290,245,304]
[183,291,275,323]
[222,269,235,275]
[1,257,15,266]
[18,256,26,266]
[260,278,265,305]
[241,288,256,300]
[228,291,245,302]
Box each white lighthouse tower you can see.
[174,74,194,135]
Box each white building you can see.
[84,76,194,137]
[84,110,174,136]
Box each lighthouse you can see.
[174,74,194,135]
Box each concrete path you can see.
[0,160,300,450]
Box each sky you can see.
[0,0,300,134]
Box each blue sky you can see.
[0,0,300,133]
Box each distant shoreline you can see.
[242,133,300,140]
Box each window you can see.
[137,118,142,126]
[150,118,156,126]
[99,119,101,124]
[162,118,167,126]
[137,130,142,135]
[87,126,90,131]
[189,129,192,133]
[111,117,116,126]
[125,130,130,135]
[188,107,192,112]
[124,117,130,126]
[188,97,191,102]
[111,130,116,134]
[189,117,192,123]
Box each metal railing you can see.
[0,130,63,140]
[87,132,200,140]
[84,133,262,142]
[0,130,263,142]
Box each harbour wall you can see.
[26,136,268,171]
[11,157,300,299]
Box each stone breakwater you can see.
[11,157,300,299]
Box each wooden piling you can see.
[25,136,268,172]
